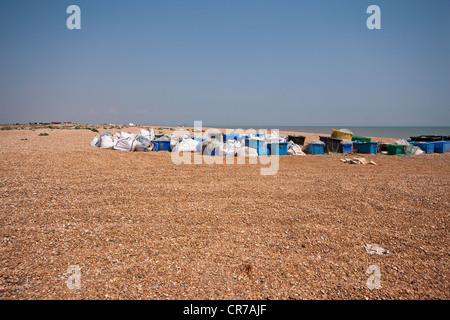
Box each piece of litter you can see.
[364,244,389,255]
[341,157,376,165]
[354,158,368,164]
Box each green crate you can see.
[388,144,405,155]
[352,136,372,143]
[388,144,413,155]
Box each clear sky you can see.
[0,0,449,126]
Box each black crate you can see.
[379,143,389,152]
[409,135,444,142]
[319,136,342,153]
[287,135,306,146]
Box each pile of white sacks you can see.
[90,128,305,156]
[90,129,155,152]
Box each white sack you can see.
[113,138,137,152]
[140,129,155,141]
[90,135,101,147]
[100,135,115,149]
[135,137,151,152]
[117,131,135,140]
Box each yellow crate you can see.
[331,129,353,140]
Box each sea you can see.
[211,126,450,139]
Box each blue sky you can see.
[0,0,449,126]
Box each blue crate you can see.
[307,143,324,155]
[152,140,171,151]
[410,141,434,154]
[340,142,353,154]
[244,139,268,155]
[267,142,288,155]
[433,141,450,153]
[353,141,378,154]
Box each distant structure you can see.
[27,121,72,125]
[28,121,71,125]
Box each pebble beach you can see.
[0,125,448,299]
